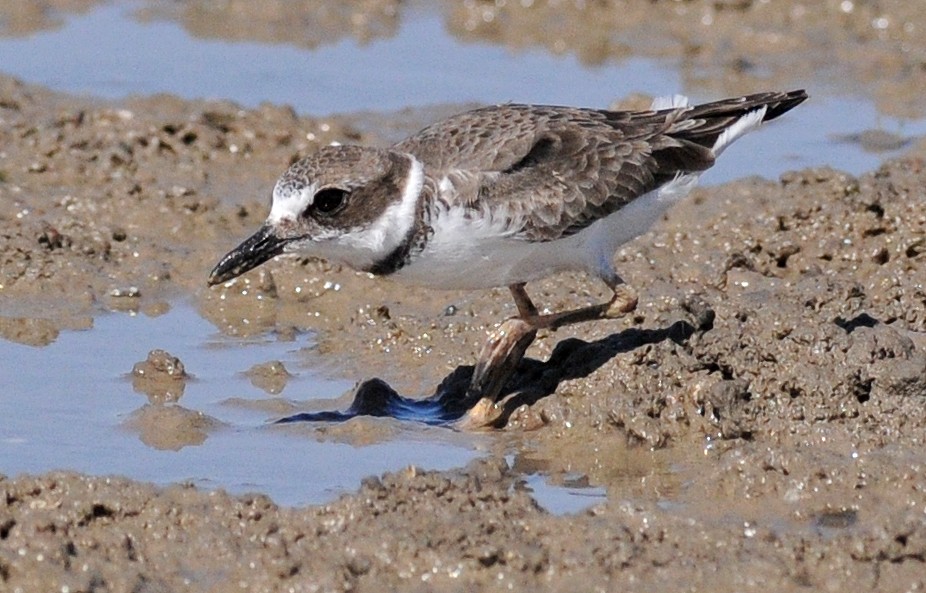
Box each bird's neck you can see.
[364,175,439,276]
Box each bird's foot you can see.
[604,284,638,319]
[465,317,538,406]
[454,397,504,430]
[459,283,638,426]
[529,285,638,331]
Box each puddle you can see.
[521,473,608,515]
[0,300,683,513]
[0,303,481,506]
[2,1,926,514]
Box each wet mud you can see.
[3,1,926,591]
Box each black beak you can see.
[208,224,288,286]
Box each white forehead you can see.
[268,180,317,223]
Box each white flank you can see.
[391,200,523,289]
[578,173,698,279]
[394,173,703,290]
[712,106,767,157]
[338,154,424,256]
[268,180,316,224]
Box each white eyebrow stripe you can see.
[268,180,316,223]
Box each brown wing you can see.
[395,90,807,242]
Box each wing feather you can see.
[394,90,807,243]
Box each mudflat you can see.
[2,1,926,591]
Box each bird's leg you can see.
[460,319,536,428]
[515,276,638,331]
[460,285,539,427]
[466,285,541,403]
[463,317,537,417]
[461,280,637,427]
[510,282,539,318]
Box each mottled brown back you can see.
[395,90,807,241]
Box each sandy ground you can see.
[3,1,926,591]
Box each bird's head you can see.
[208,145,424,285]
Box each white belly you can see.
[392,173,699,290]
[392,234,580,289]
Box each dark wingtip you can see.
[760,89,808,123]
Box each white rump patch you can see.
[712,106,768,157]
[656,172,699,204]
[650,94,690,110]
[268,180,316,224]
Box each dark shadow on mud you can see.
[277,308,710,428]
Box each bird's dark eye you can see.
[312,188,348,216]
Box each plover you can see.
[209,90,807,407]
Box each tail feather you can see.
[649,89,806,184]
[670,89,808,149]
[681,89,807,123]
[711,105,767,157]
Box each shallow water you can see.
[523,473,608,515]
[1,1,925,513]
[0,303,484,506]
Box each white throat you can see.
[333,154,425,261]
